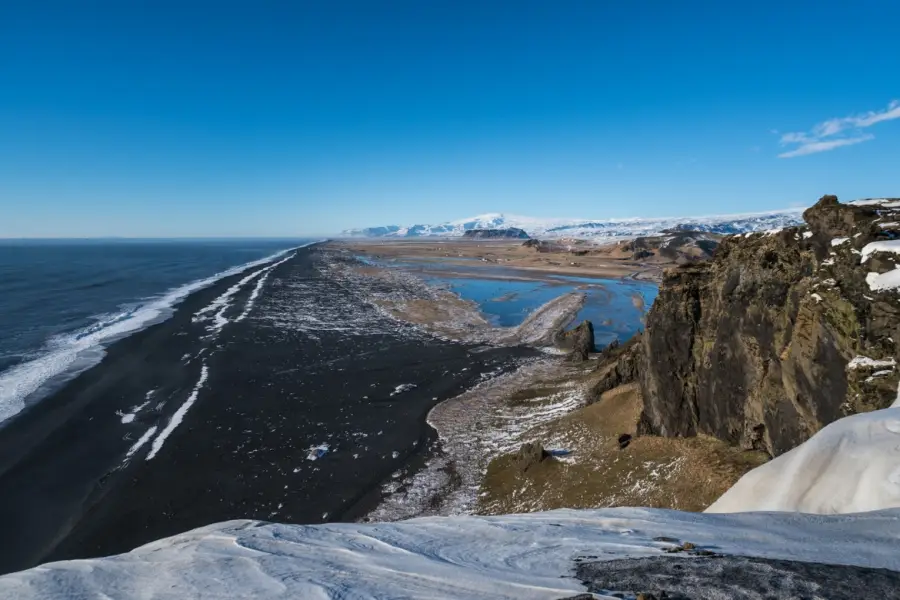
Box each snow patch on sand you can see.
[146,364,209,461]
[390,383,417,396]
[235,253,295,322]
[117,399,151,424]
[125,426,158,459]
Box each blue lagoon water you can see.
[379,258,658,347]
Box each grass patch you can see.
[477,383,768,515]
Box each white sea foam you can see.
[0,244,313,427]
[146,364,209,460]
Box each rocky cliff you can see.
[621,195,900,457]
[462,228,530,239]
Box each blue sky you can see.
[1,1,898,237]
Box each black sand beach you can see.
[0,245,533,575]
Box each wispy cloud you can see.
[777,100,900,158]
[778,135,874,158]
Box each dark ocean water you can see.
[0,239,310,424]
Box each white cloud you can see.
[778,100,899,158]
[778,135,874,158]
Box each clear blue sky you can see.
[1,1,897,237]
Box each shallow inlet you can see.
[374,257,658,347]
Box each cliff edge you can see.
[631,195,900,456]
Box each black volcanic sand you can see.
[575,555,900,599]
[0,245,534,575]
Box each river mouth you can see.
[359,255,658,347]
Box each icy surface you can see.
[145,364,209,460]
[2,508,900,599]
[707,406,900,514]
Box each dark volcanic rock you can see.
[514,441,549,471]
[802,194,878,240]
[634,195,900,456]
[589,336,642,400]
[576,555,900,600]
[462,228,530,239]
[631,230,721,263]
[567,320,595,362]
[522,238,541,248]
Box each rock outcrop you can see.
[567,321,595,362]
[589,337,642,399]
[513,442,549,471]
[462,228,530,239]
[633,195,900,456]
[620,231,721,263]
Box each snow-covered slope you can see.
[342,209,805,240]
[707,403,900,514]
[3,508,900,599]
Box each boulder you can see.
[514,442,549,471]
[568,320,595,362]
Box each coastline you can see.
[0,240,656,576]
[0,245,533,575]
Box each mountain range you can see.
[341,209,806,240]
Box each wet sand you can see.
[0,245,533,575]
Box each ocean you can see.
[0,239,309,424]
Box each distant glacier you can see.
[341,209,806,240]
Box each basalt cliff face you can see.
[613,196,900,457]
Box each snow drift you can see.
[2,508,900,599]
[706,405,900,514]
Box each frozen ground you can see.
[2,508,899,599]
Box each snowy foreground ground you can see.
[3,508,900,599]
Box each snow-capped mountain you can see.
[341,209,806,240]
